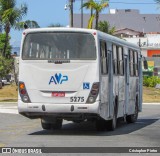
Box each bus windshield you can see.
[22,32,96,60]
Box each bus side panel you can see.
[128,77,137,114]
[117,76,125,118]
[138,58,143,112]
[100,76,109,120]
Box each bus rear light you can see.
[19,83,25,89]
[86,82,99,104]
[91,90,97,96]
[20,89,26,95]
[19,81,31,103]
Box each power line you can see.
[75,0,157,5]
[109,2,156,5]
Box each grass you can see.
[143,86,160,103]
[0,84,160,103]
[0,84,18,102]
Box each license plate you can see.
[52,92,65,97]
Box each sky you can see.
[10,0,160,47]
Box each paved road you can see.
[0,103,160,155]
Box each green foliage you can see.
[143,76,160,87]
[0,55,13,77]
[0,33,12,77]
[97,21,116,35]
[16,20,40,30]
[82,0,109,29]
[0,33,11,57]
[0,0,28,56]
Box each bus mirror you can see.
[143,60,148,70]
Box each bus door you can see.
[124,55,129,114]
[108,50,113,118]
[100,40,109,119]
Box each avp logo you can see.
[49,73,68,85]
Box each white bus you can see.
[18,28,145,131]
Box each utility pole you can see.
[81,0,83,28]
[69,0,74,27]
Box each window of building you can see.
[100,40,107,74]
[152,54,160,57]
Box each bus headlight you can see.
[86,82,99,104]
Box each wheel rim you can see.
[112,108,117,129]
[133,103,138,120]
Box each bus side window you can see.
[100,40,107,74]
[129,49,134,76]
[118,46,124,76]
[113,45,118,75]
[134,51,138,76]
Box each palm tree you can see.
[16,20,40,29]
[155,0,160,3]
[97,21,116,35]
[0,0,27,57]
[82,0,109,29]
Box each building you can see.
[74,9,160,76]
[74,9,160,33]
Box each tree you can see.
[97,21,116,35]
[82,0,109,29]
[0,0,27,57]
[0,33,12,78]
[0,55,13,78]
[0,33,11,57]
[155,0,160,4]
[16,20,40,29]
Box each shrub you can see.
[143,76,160,87]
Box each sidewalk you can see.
[143,103,160,105]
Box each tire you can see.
[126,100,138,123]
[95,119,106,131]
[41,120,51,130]
[41,119,63,130]
[106,104,117,131]
[51,119,63,130]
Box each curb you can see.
[143,103,160,105]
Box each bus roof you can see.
[23,27,140,51]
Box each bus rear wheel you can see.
[41,119,63,130]
[41,120,51,130]
[51,119,63,130]
[126,100,138,123]
[95,119,106,131]
[106,104,117,131]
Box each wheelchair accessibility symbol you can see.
[83,83,90,89]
